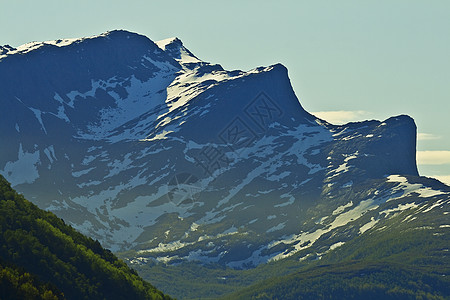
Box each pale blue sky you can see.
[1,0,449,183]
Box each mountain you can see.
[0,175,171,299]
[1,30,449,298]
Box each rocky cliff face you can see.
[1,31,446,269]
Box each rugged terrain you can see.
[1,30,449,298]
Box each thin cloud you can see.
[311,110,372,125]
[417,133,441,141]
[416,151,450,165]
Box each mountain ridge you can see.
[0,30,448,298]
[0,30,429,253]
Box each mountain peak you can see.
[0,30,155,60]
[155,37,182,50]
[156,36,201,64]
[100,29,150,42]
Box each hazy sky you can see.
[1,0,449,184]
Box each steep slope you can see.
[0,175,171,300]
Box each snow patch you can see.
[359,217,379,234]
[43,146,56,164]
[275,194,295,208]
[387,175,446,199]
[270,198,380,261]
[380,203,418,218]
[329,242,345,251]
[0,144,40,186]
[29,107,47,134]
[72,167,96,178]
[138,240,192,254]
[333,201,353,215]
[267,222,286,233]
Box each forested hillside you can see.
[0,175,171,300]
[222,261,449,300]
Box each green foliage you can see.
[0,175,171,300]
[221,261,450,300]
[0,260,62,300]
[124,251,308,299]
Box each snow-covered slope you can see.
[0,30,448,269]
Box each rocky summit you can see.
[0,30,448,275]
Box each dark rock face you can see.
[1,31,442,269]
[326,115,418,181]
